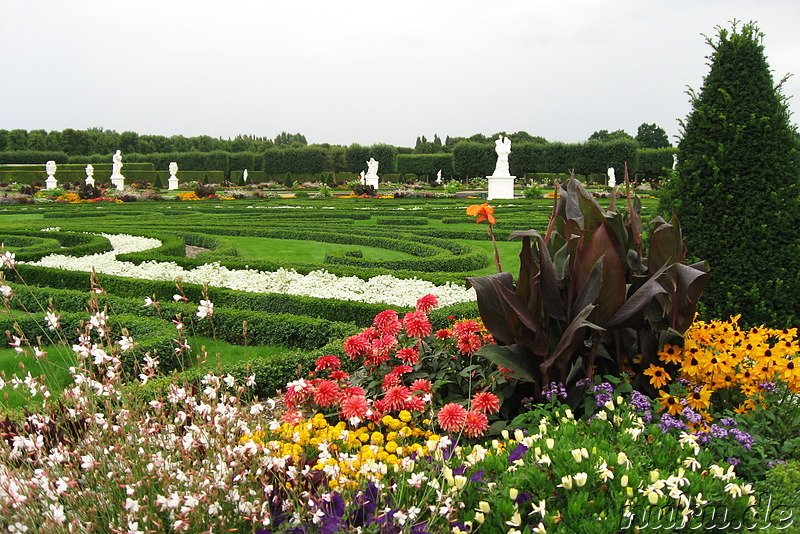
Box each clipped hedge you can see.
[396,153,455,176]
[0,151,69,164]
[3,231,113,261]
[375,217,429,226]
[0,311,181,376]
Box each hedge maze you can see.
[0,196,659,403]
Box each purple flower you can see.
[727,457,741,466]
[470,470,485,483]
[695,431,712,444]
[629,390,652,413]
[508,444,529,463]
[710,424,728,439]
[758,382,777,393]
[681,407,702,424]
[543,381,568,401]
[658,413,688,433]
[515,491,533,505]
[729,428,755,450]
[719,417,738,427]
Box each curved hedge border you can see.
[4,231,113,261]
[0,312,180,376]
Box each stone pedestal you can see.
[85,177,95,186]
[487,176,515,200]
[364,175,379,189]
[45,177,58,190]
[111,175,125,189]
[168,177,179,190]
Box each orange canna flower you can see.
[466,203,496,225]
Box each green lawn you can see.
[187,336,291,370]
[0,344,76,409]
[226,236,416,262]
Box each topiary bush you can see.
[664,21,800,328]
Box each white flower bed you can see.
[24,233,476,307]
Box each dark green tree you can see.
[668,21,800,327]
[635,123,671,148]
[589,129,634,142]
[274,132,307,147]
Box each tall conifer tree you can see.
[672,21,800,327]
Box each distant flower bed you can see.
[23,233,476,308]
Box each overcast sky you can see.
[2,0,798,148]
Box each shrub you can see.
[468,177,709,407]
[665,22,800,328]
[194,182,216,198]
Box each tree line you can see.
[0,123,671,158]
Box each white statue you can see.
[168,161,179,190]
[366,158,379,178]
[672,154,678,170]
[359,171,366,185]
[85,164,95,186]
[436,170,442,184]
[111,150,125,189]
[242,169,248,183]
[492,136,512,177]
[607,167,616,188]
[45,160,58,190]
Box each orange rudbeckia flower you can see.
[466,203,496,225]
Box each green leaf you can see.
[474,344,539,383]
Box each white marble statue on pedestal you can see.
[111,150,125,189]
[363,158,379,188]
[487,136,515,200]
[607,167,616,188]
[672,154,678,170]
[45,160,58,190]
[168,161,179,190]
[243,169,248,183]
[493,136,512,177]
[85,164,95,186]
[436,170,442,184]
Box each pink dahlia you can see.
[410,378,433,394]
[343,334,370,359]
[415,294,439,313]
[402,311,432,338]
[396,347,420,365]
[464,410,489,438]
[453,320,481,337]
[471,391,501,414]
[383,386,411,412]
[457,333,483,355]
[341,395,369,422]
[437,403,468,433]
[314,354,341,372]
[373,310,402,336]
[404,394,427,412]
[312,380,342,408]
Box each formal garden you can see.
[1,22,800,534]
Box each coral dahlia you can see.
[437,403,468,432]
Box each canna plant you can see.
[467,168,710,406]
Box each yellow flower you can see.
[658,344,683,365]
[684,387,712,412]
[644,365,672,390]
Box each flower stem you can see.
[488,225,502,273]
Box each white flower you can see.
[2,250,15,269]
[574,472,588,487]
[119,335,135,351]
[1,284,13,297]
[21,233,477,307]
[197,299,214,319]
[125,498,140,513]
[558,474,574,490]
